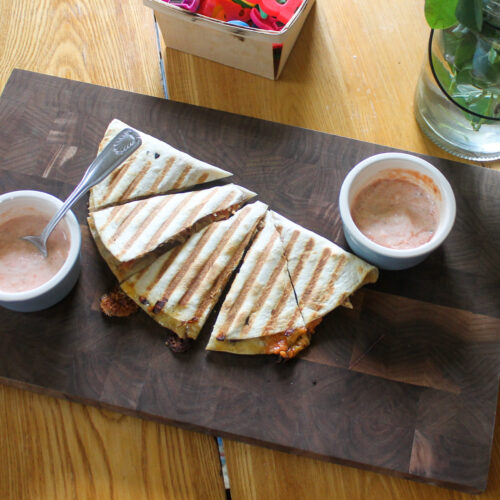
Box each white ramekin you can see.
[0,190,82,311]
[339,153,456,270]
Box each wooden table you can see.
[0,1,498,499]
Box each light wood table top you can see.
[0,1,498,499]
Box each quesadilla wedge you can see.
[271,211,378,327]
[206,211,310,359]
[89,119,232,211]
[120,202,268,339]
[88,184,256,281]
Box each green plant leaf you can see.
[454,32,477,69]
[472,39,500,85]
[488,47,498,64]
[467,91,493,126]
[432,53,454,91]
[455,68,477,88]
[456,0,483,31]
[442,29,464,64]
[425,0,459,28]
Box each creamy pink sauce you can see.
[0,213,70,293]
[351,178,439,250]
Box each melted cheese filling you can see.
[263,318,323,359]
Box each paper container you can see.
[144,0,315,79]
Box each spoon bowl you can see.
[22,234,51,258]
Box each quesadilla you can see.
[206,211,310,359]
[207,211,379,359]
[88,184,256,281]
[89,119,232,211]
[271,211,379,327]
[120,202,268,339]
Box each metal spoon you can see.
[22,128,142,257]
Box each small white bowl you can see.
[339,153,456,270]
[0,190,82,312]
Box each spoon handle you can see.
[40,128,142,245]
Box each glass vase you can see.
[415,5,500,161]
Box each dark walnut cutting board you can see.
[0,70,499,493]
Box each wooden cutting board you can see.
[0,69,499,493]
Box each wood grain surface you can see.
[162,0,500,171]
[0,385,225,500]
[0,70,498,494]
[1,0,499,498]
[225,409,500,500]
[0,1,222,498]
[0,0,163,98]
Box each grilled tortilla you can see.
[89,119,232,211]
[120,202,268,339]
[207,211,379,359]
[88,184,256,281]
[271,211,379,327]
[206,211,310,359]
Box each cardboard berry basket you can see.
[143,0,315,79]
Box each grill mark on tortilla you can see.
[226,233,291,338]
[196,172,209,184]
[144,244,185,295]
[246,226,301,332]
[179,207,249,306]
[241,251,290,338]
[275,229,314,315]
[117,160,152,202]
[127,242,183,287]
[153,223,220,310]
[150,157,175,193]
[280,232,312,325]
[107,203,146,245]
[286,308,303,330]
[325,254,348,292]
[101,155,137,204]
[281,229,300,260]
[289,236,315,286]
[217,231,279,337]
[116,195,177,258]
[97,204,126,234]
[194,218,257,321]
[311,254,348,306]
[297,247,332,312]
[172,164,192,190]
[144,188,219,254]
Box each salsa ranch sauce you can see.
[0,211,70,293]
[350,169,439,250]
